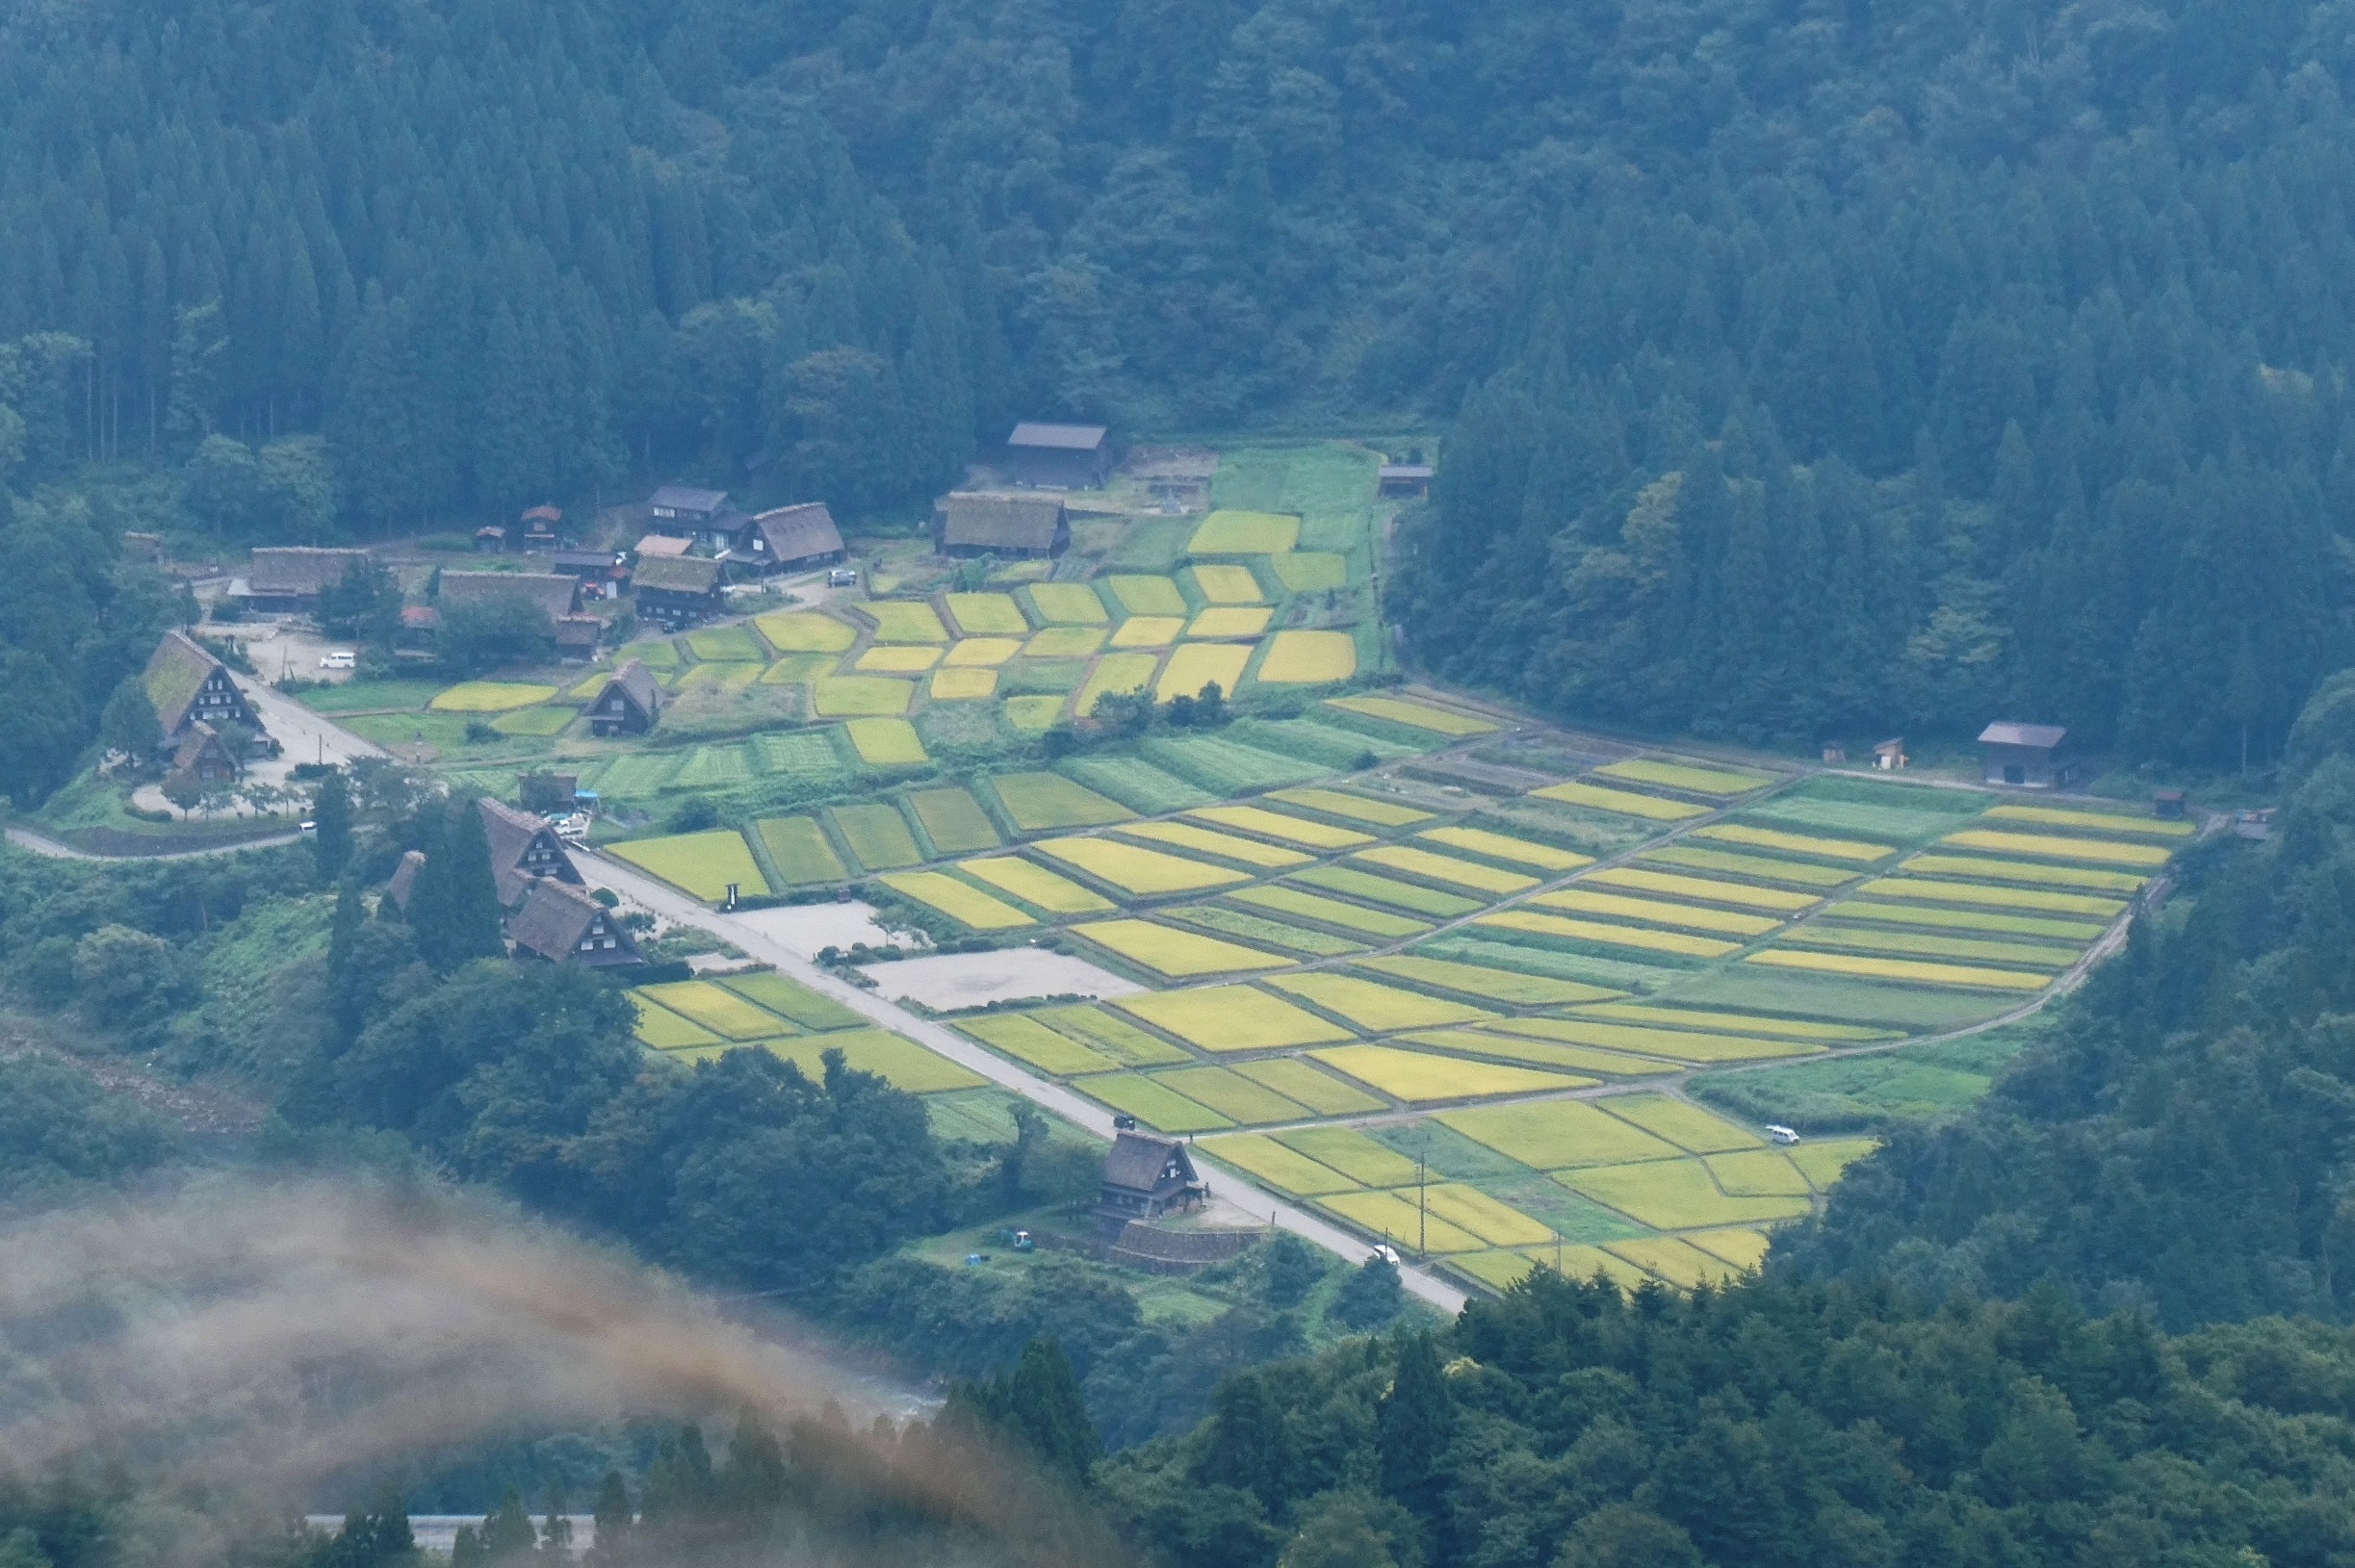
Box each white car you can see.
[1765,1124,1801,1145]
[319,651,356,669]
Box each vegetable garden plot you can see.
[1438,1101,1684,1170]
[1572,1003,1888,1041]
[1156,642,1253,701]
[1036,836,1252,895]
[1983,803,2195,837]
[1557,1160,1812,1229]
[1595,758,1776,796]
[1269,552,1349,591]
[1256,630,1359,683]
[1583,866,1818,912]
[1855,877,2126,917]
[986,772,1135,831]
[1185,607,1273,639]
[1023,583,1113,624]
[1118,820,1309,868]
[1078,652,1162,715]
[1693,823,1894,861]
[1073,919,1292,977]
[957,857,1114,913]
[1356,955,1617,1006]
[1110,616,1185,648]
[1106,574,1189,616]
[633,997,719,1048]
[760,1031,986,1094]
[1474,910,1740,959]
[1745,949,2051,990]
[1167,906,1365,956]
[878,872,1035,930]
[1152,1067,1309,1124]
[1778,923,2082,969]
[928,667,998,700]
[669,744,755,790]
[1354,844,1539,897]
[1310,1043,1593,1101]
[1403,1029,1668,1078]
[1114,987,1351,1051]
[854,644,943,673]
[1599,1094,1765,1153]
[1296,866,1484,918]
[720,972,867,1031]
[827,802,921,870]
[1190,804,1374,849]
[908,788,1001,853]
[1529,780,1707,820]
[1532,887,1781,937]
[1267,787,1435,827]
[754,815,850,885]
[755,610,857,652]
[1231,1057,1385,1115]
[1187,562,1267,603]
[1641,844,1856,887]
[429,681,558,711]
[1416,826,1592,873]
[1278,1127,1422,1185]
[943,592,1030,635]
[1203,1134,1363,1195]
[1074,1074,1232,1134]
[750,730,849,779]
[1937,829,2171,867]
[1484,1015,1822,1064]
[638,981,790,1040]
[861,601,949,642]
[1189,509,1301,553]
[1324,694,1499,736]
[1267,972,1498,1031]
[812,677,914,716]
[1229,885,1433,938]
[1900,853,2147,892]
[1818,899,2108,941]
[1142,733,1326,791]
[608,831,771,900]
[1317,1191,1485,1253]
[846,718,927,765]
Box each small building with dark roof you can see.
[634,532,693,560]
[436,570,581,623]
[588,660,662,736]
[474,526,506,553]
[478,796,585,910]
[519,772,581,813]
[1097,1131,1206,1223]
[508,877,644,968]
[520,505,562,546]
[931,491,1071,558]
[244,547,373,612]
[631,554,725,626]
[1378,463,1435,499]
[168,721,239,784]
[555,615,606,662]
[1979,721,2081,788]
[644,486,749,552]
[738,502,846,575]
[1005,423,1112,489]
[386,850,427,914]
[552,550,629,588]
[142,630,263,749]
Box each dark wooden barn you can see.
[1005,423,1112,488]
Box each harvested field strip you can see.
[1295,866,1482,918]
[1705,1150,1812,1196]
[908,788,1002,853]
[1156,642,1253,701]
[1267,972,1497,1031]
[1021,626,1108,657]
[1820,899,2108,941]
[1152,1067,1309,1124]
[639,981,790,1041]
[1231,1057,1385,1115]
[1188,562,1266,603]
[1746,949,2052,990]
[1072,919,1289,976]
[1324,694,1499,735]
[1529,781,1707,820]
[1185,607,1272,638]
[832,803,922,869]
[1355,844,1538,895]
[1584,867,1819,912]
[1596,758,1776,796]
[861,601,949,642]
[845,717,927,766]
[1106,574,1188,616]
[1229,884,1433,938]
[854,644,943,673]
[1403,1029,1668,1078]
[812,677,914,716]
[1939,829,2171,866]
[719,973,867,1031]
[1533,887,1781,937]
[944,636,1022,667]
[1203,1135,1361,1196]
[1791,1136,1882,1187]
[754,611,857,652]
[1416,826,1592,873]
[1474,910,1739,958]
[1078,652,1162,714]
[1693,824,1894,862]
[1317,1191,1485,1253]
[759,1031,986,1094]
[1035,1006,1195,1066]
[1600,1094,1764,1153]
[1279,1127,1422,1185]
[1419,1185,1557,1247]
[1571,1003,1889,1041]
[1356,955,1617,1006]
[987,772,1135,831]
[1167,906,1364,957]
[1485,1016,1823,1064]
[1118,820,1311,868]
[925,662,997,696]
[1310,1043,1592,1102]
[633,997,718,1048]
[1605,1235,1750,1288]
[1642,845,1856,887]
[1111,616,1184,648]
[1439,1100,1684,1170]
[943,592,1030,635]
[957,857,1116,913]
[1900,853,2147,892]
[1559,1160,1812,1229]
[1189,804,1374,849]
[1074,1074,1232,1134]
[1267,787,1435,827]
[1984,803,2195,837]
[1256,630,1358,683]
[1778,923,2081,968]
[1025,583,1110,625]
[955,1015,1115,1074]
[1189,509,1300,553]
[754,815,849,885]
[608,831,771,901]
[1036,836,1251,894]
[878,871,1035,930]
[1857,877,2126,917]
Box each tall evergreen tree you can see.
[1375,1333,1453,1518]
[407,797,503,972]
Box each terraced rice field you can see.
[928,667,998,700]
[1187,607,1273,638]
[1280,1127,1421,1184]
[1357,954,1614,1005]
[1318,1191,1485,1252]
[1231,1057,1385,1115]
[943,592,1030,635]
[1818,900,2106,940]
[1556,1160,1812,1229]
[1110,615,1184,648]
[1983,803,2194,836]
[1901,853,2146,892]
[846,718,927,765]
[1295,865,1482,918]
[429,681,558,711]
[633,997,718,1048]
[855,644,943,673]
[1168,906,1362,956]
[1025,583,1112,624]
[1153,1066,1309,1123]
[754,815,850,885]
[862,601,949,642]
[1190,804,1373,849]
[987,772,1135,831]
[1693,823,1894,862]
[1474,909,1740,958]
[1856,877,2125,916]
[1355,843,1537,896]
[1022,626,1108,658]
[1004,695,1067,731]
[1119,820,1309,868]
[1269,552,1349,591]
[1229,884,1433,938]
[907,788,1001,853]
[1643,844,1855,886]
[943,636,1022,666]
[1778,923,2080,968]
[1418,826,1592,872]
[1189,509,1301,553]
[879,871,1034,930]
[1036,836,1251,895]
[1269,972,1496,1030]
[1078,652,1162,714]
[958,1015,1117,1074]
[755,610,858,652]
[1268,788,1435,827]
[759,1031,987,1093]
[1115,986,1351,1050]
[1938,829,2171,866]
[638,981,788,1040]
[1531,781,1708,820]
[1311,1043,1593,1101]
[1157,642,1254,701]
[1584,866,1818,911]
[1256,630,1359,683]
[609,831,771,900]
[1034,1005,1195,1066]
[812,677,914,716]
[1326,694,1499,736]
[1485,1016,1822,1064]
[1438,1100,1684,1169]
[1596,758,1776,795]
[958,857,1116,913]
[1533,887,1781,937]
[1188,562,1266,602]
[1074,919,1292,976]
[1746,948,2053,989]
[1106,575,1189,616]
[1203,1134,1362,1195]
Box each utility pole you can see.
[1416,1136,1427,1258]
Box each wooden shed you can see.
[1005,423,1112,489]
[1978,721,2080,788]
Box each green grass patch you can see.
[908,787,1002,853]
[812,677,915,716]
[753,815,850,885]
[1164,905,1366,957]
[1741,795,1979,843]
[831,802,923,870]
[1269,552,1348,591]
[1595,758,1776,796]
[720,971,868,1031]
[1688,1026,2039,1135]
[1106,574,1189,616]
[1356,954,1617,1006]
[1659,967,2018,1029]
[1033,1005,1195,1067]
[1818,900,2107,942]
[1005,695,1067,731]
[986,771,1136,832]
[1639,843,1859,888]
[1074,1073,1233,1134]
[1189,510,1301,553]
[1056,756,1217,814]
[608,831,771,900]
[956,1014,1117,1075]
[491,706,576,736]
[297,679,445,713]
[686,625,766,661]
[1228,884,1433,939]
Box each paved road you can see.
[236,676,387,769]
[4,825,304,861]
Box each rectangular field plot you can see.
[813,677,915,716]
[1188,562,1267,603]
[1746,949,2052,990]
[1106,574,1189,616]
[986,772,1136,831]
[1900,853,2147,893]
[1268,973,1497,1031]
[1533,887,1781,937]
[1357,954,1617,1006]
[1279,1126,1422,1185]
[1686,1227,1774,1270]
[943,592,1030,635]
[1078,653,1162,714]
[1415,826,1592,873]
[1143,733,1327,792]
[846,717,927,766]
[756,1030,983,1093]
[1115,987,1352,1051]
[1355,844,1539,896]
[1605,1235,1751,1288]
[430,681,560,712]
[638,981,791,1041]
[1229,885,1433,938]
[1983,803,2195,837]
[1487,1016,1821,1065]
[1186,607,1273,639]
[1403,1029,1669,1078]
[1157,642,1253,701]
[1642,844,1857,887]
[1596,758,1776,796]
[944,636,1022,667]
[1938,829,2170,867]
[1819,900,2107,942]
[1056,757,1216,814]
[634,997,720,1048]
[749,730,851,781]
[761,654,838,683]
[861,601,949,642]
[879,871,1035,930]
[1325,694,1499,736]
[853,644,943,674]
[1295,866,1483,918]
[1119,820,1310,868]
[1270,552,1349,591]
[1855,877,2125,917]
[1025,582,1112,625]
[1256,630,1359,683]
[1033,1006,1196,1066]
[1693,824,1894,862]
[956,1015,1117,1074]
[720,972,867,1031]
[491,706,576,736]
[1599,1094,1764,1153]
[1475,910,1739,959]
[1529,780,1708,820]
[754,815,850,885]
[1317,1191,1485,1253]
[1231,1057,1385,1115]
[957,857,1117,914]
[1439,1100,1684,1170]
[1036,836,1252,895]
[1203,1134,1361,1196]
[1111,615,1184,649]
[908,788,1001,854]
[1791,1136,1882,1187]
[1573,1003,1889,1041]
[1703,1149,1812,1196]
[1310,1043,1593,1101]
[1779,923,2081,969]
[1660,968,2020,1030]
[1190,803,1376,849]
[609,831,771,900]
[1152,1067,1309,1124]
[1584,866,1819,912]
[1073,919,1289,976]
[1074,1073,1232,1134]
[831,803,922,869]
[1410,1186,1557,1247]
[1022,626,1107,658]
[1559,1160,1812,1229]
[755,610,858,652]
[929,668,998,700]
[1166,906,1365,957]
[1267,787,1435,827]
[1742,795,1972,842]
[1416,936,1687,993]
[1189,509,1301,553]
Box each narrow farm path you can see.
[3,825,306,861]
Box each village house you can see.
[1004,422,1112,489]
[643,485,749,552]
[1377,462,1435,499]
[168,722,240,784]
[633,532,693,561]
[519,504,563,548]
[435,570,582,623]
[631,553,726,627]
[1097,1130,1207,1223]
[142,630,267,761]
[506,876,645,968]
[554,615,606,663]
[242,547,372,613]
[1979,721,2081,788]
[551,550,631,600]
[931,490,1071,558]
[733,501,846,577]
[588,660,661,736]
[385,849,426,913]
[478,796,586,909]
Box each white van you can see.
[1765,1124,1801,1145]
[319,650,356,670]
[827,568,858,588]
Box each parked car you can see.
[827,568,857,587]
[319,650,356,669]
[1765,1124,1801,1145]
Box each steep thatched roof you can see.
[750,502,844,563]
[142,630,221,733]
[437,570,578,621]
[935,491,1066,552]
[632,554,724,593]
